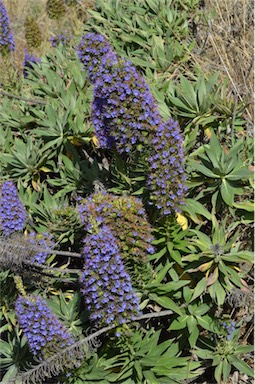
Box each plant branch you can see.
[0,90,47,105]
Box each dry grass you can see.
[192,0,254,123]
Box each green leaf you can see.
[196,315,217,332]
[191,230,212,248]
[190,161,220,178]
[134,361,143,381]
[154,261,172,283]
[220,179,234,206]
[143,370,160,383]
[214,361,223,383]
[167,242,183,265]
[209,280,226,306]
[190,278,207,302]
[183,199,211,221]
[226,166,251,181]
[233,201,254,212]
[228,355,254,378]
[222,358,231,382]
[180,76,198,111]
[188,323,199,347]
[149,294,183,315]
[169,315,189,330]
[207,131,222,161]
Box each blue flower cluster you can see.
[28,232,55,264]
[76,32,117,84]
[147,119,187,215]
[15,295,74,358]
[23,50,41,77]
[222,321,236,341]
[0,181,26,236]
[92,58,161,154]
[80,225,141,326]
[50,33,72,47]
[0,0,15,54]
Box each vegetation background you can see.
[0,0,254,383]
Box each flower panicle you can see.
[147,119,187,215]
[0,181,26,236]
[92,57,161,153]
[0,0,15,54]
[80,225,141,327]
[15,295,74,359]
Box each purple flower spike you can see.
[0,181,26,236]
[147,119,187,215]
[0,0,15,54]
[15,295,74,358]
[80,225,141,326]
[92,58,161,153]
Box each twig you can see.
[0,238,82,258]
[24,260,82,275]
[0,90,47,105]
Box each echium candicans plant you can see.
[0,181,26,236]
[15,295,75,359]
[76,33,161,154]
[147,119,187,215]
[80,224,141,327]
[78,193,154,286]
[0,0,15,54]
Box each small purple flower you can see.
[50,33,72,47]
[222,320,236,340]
[23,50,40,77]
[0,0,15,54]
[15,295,74,358]
[0,181,26,235]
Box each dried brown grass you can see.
[193,0,254,123]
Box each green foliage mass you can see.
[0,0,253,383]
